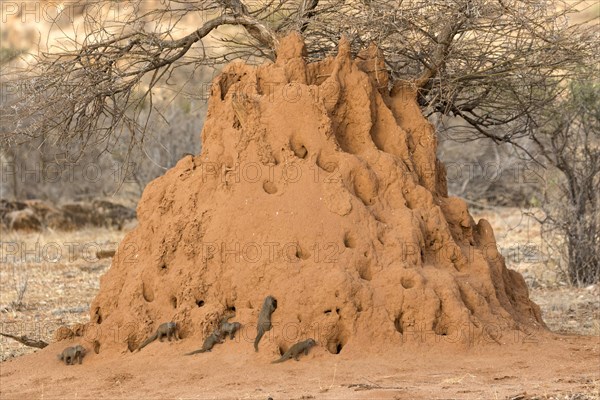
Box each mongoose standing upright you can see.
[271,339,316,363]
[185,330,223,355]
[220,315,242,340]
[254,295,277,352]
[57,345,86,365]
[137,322,179,351]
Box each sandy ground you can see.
[1,217,599,399]
[0,227,124,361]
[0,332,598,399]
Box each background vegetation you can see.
[0,0,598,284]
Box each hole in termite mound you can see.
[394,313,404,334]
[93,307,103,324]
[290,138,308,159]
[327,333,347,355]
[142,282,154,302]
[316,152,338,173]
[326,321,348,355]
[432,302,450,336]
[343,232,357,248]
[401,276,415,289]
[263,181,278,194]
[295,243,311,260]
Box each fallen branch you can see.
[96,249,116,259]
[0,332,49,349]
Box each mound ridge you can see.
[87,33,544,355]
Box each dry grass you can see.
[0,227,129,361]
[1,207,598,364]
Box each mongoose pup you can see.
[271,338,316,363]
[220,315,242,340]
[137,322,179,351]
[254,295,277,352]
[185,330,223,355]
[57,345,86,365]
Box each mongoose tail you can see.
[254,330,265,352]
[137,322,179,351]
[271,355,290,364]
[185,331,223,355]
[271,339,316,364]
[184,348,206,355]
[136,332,158,351]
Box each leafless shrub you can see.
[436,129,542,206]
[1,0,596,159]
[10,264,29,311]
[533,78,600,286]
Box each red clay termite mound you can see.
[88,33,545,356]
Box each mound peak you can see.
[87,33,544,355]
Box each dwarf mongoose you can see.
[254,295,277,352]
[57,345,86,365]
[137,322,179,351]
[185,331,223,355]
[271,338,316,363]
[220,315,242,340]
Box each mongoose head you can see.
[306,338,317,347]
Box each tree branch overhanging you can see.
[1,0,597,160]
[1,2,279,153]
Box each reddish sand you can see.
[1,333,598,399]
